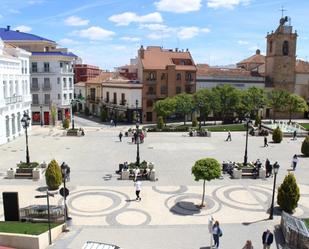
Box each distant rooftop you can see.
[31,51,78,57]
[0,26,55,43]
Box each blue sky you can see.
[1,0,309,70]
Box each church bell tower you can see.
[265,16,297,92]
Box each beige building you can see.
[137,46,196,123]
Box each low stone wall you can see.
[0,224,64,249]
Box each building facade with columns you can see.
[0,39,31,145]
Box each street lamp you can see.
[135,99,140,167]
[35,191,54,245]
[40,105,43,126]
[243,117,252,166]
[269,162,280,219]
[198,101,203,130]
[60,162,70,222]
[21,111,31,164]
[70,99,75,130]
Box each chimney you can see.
[6,25,10,31]
[256,49,261,55]
[16,30,20,32]
[186,48,189,52]
[175,48,178,52]
[139,45,145,59]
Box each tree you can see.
[153,97,176,125]
[301,136,309,157]
[272,127,283,143]
[277,173,300,213]
[50,105,57,126]
[235,90,251,121]
[268,90,289,122]
[175,93,194,125]
[45,159,62,190]
[212,85,240,123]
[191,158,221,207]
[286,94,308,123]
[100,108,108,122]
[245,87,267,118]
[157,116,164,129]
[62,118,70,129]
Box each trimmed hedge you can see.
[62,118,70,129]
[157,116,164,129]
[45,159,62,190]
[17,162,39,169]
[148,126,189,132]
[272,127,283,143]
[301,136,309,157]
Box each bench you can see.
[129,169,149,180]
[15,168,33,178]
[241,167,257,178]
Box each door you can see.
[44,112,50,125]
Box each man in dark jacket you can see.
[262,229,273,249]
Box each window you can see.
[6,116,10,137]
[24,61,27,74]
[63,78,67,87]
[148,86,155,94]
[69,78,72,88]
[146,100,153,107]
[121,93,125,105]
[161,73,166,80]
[282,41,289,56]
[186,72,192,81]
[32,94,39,104]
[44,94,50,104]
[113,92,117,104]
[60,62,63,68]
[106,92,109,102]
[176,73,181,80]
[43,78,50,90]
[15,80,18,95]
[21,60,24,74]
[11,114,16,135]
[17,112,21,132]
[3,81,7,98]
[148,72,156,81]
[58,94,61,100]
[9,81,13,96]
[90,88,95,100]
[69,93,72,99]
[57,77,60,84]
[146,112,153,122]
[64,94,67,100]
[176,86,181,94]
[31,78,39,90]
[44,62,50,72]
[160,85,167,94]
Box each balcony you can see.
[31,69,53,74]
[44,101,51,106]
[185,80,195,85]
[145,78,157,84]
[87,95,101,103]
[43,85,51,91]
[32,101,40,106]
[146,92,157,98]
[5,96,23,105]
[31,86,40,92]
[120,100,127,106]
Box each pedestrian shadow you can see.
[102,174,112,181]
[125,199,139,202]
[200,247,211,249]
[169,201,201,216]
[287,169,294,172]
[242,218,269,226]
[36,186,48,192]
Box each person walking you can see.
[110,119,114,127]
[119,132,123,142]
[242,240,254,249]
[264,136,268,147]
[262,229,273,249]
[225,131,232,141]
[292,154,298,171]
[293,130,297,140]
[212,220,222,248]
[134,180,142,201]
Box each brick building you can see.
[74,64,102,83]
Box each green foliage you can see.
[277,173,300,213]
[194,88,218,122]
[192,158,221,207]
[62,118,70,129]
[286,94,308,122]
[45,159,62,190]
[100,108,108,122]
[154,97,176,123]
[255,115,261,127]
[245,87,267,116]
[301,136,309,157]
[0,221,59,235]
[175,93,194,125]
[192,158,221,182]
[192,116,198,127]
[17,162,39,169]
[269,90,290,121]
[272,127,283,143]
[85,106,90,116]
[157,116,164,129]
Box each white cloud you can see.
[207,0,251,9]
[121,36,141,42]
[177,26,210,39]
[201,28,211,33]
[155,0,202,13]
[28,0,44,4]
[9,9,20,14]
[65,16,89,26]
[140,23,170,31]
[58,38,80,45]
[75,26,115,40]
[237,40,249,45]
[13,25,32,32]
[109,12,162,26]
[113,45,127,51]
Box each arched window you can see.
[282,41,289,56]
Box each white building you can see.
[0,39,31,145]
[74,81,86,111]
[0,26,77,125]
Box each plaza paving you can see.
[0,116,308,248]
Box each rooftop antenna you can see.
[279,5,287,18]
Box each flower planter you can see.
[7,168,15,179]
[121,170,130,180]
[232,169,242,179]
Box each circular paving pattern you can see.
[165,193,220,216]
[152,185,188,195]
[106,208,151,226]
[213,186,271,212]
[64,189,130,217]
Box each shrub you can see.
[100,109,108,122]
[62,118,70,129]
[17,162,39,169]
[301,136,309,157]
[272,126,282,143]
[277,173,300,213]
[45,159,62,190]
[255,115,261,127]
[85,106,90,116]
[192,117,198,127]
[157,116,164,129]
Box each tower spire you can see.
[279,5,287,18]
